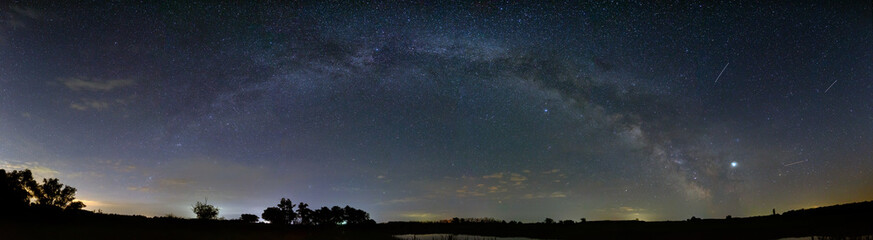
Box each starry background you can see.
[1,1,872,222]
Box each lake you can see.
[394,234,548,240]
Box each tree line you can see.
[193,197,374,225]
[260,198,374,225]
[3,168,375,225]
[0,169,85,211]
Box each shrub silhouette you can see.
[192,201,219,220]
[240,213,259,223]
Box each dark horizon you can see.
[4,192,873,240]
[1,1,872,222]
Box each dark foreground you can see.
[3,201,873,240]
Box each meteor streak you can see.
[783,160,807,167]
[824,79,838,93]
[714,63,729,83]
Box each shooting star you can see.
[714,62,729,83]
[783,160,808,167]
[824,79,838,93]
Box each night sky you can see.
[1,1,872,222]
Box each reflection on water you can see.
[778,236,873,240]
[396,235,873,240]
[394,234,547,240]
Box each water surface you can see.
[394,234,548,240]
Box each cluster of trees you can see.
[260,198,374,225]
[239,213,259,223]
[442,217,586,225]
[449,217,502,224]
[188,197,373,225]
[543,218,581,224]
[0,169,85,211]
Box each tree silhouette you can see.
[297,202,313,225]
[258,198,372,226]
[330,206,344,225]
[1,169,85,211]
[262,198,298,224]
[312,206,332,225]
[192,201,219,220]
[544,218,555,224]
[0,169,39,209]
[240,213,259,223]
[278,198,298,224]
[35,178,85,210]
[262,207,284,224]
[342,205,372,225]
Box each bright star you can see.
[731,161,738,168]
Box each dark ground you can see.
[3,201,873,240]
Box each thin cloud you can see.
[382,197,422,205]
[11,6,41,20]
[509,173,527,185]
[61,78,135,91]
[521,191,568,199]
[70,99,111,111]
[0,160,60,178]
[127,186,152,192]
[68,96,134,111]
[482,172,504,179]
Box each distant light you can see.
[731,161,738,168]
[544,108,549,113]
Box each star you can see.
[2,1,869,222]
